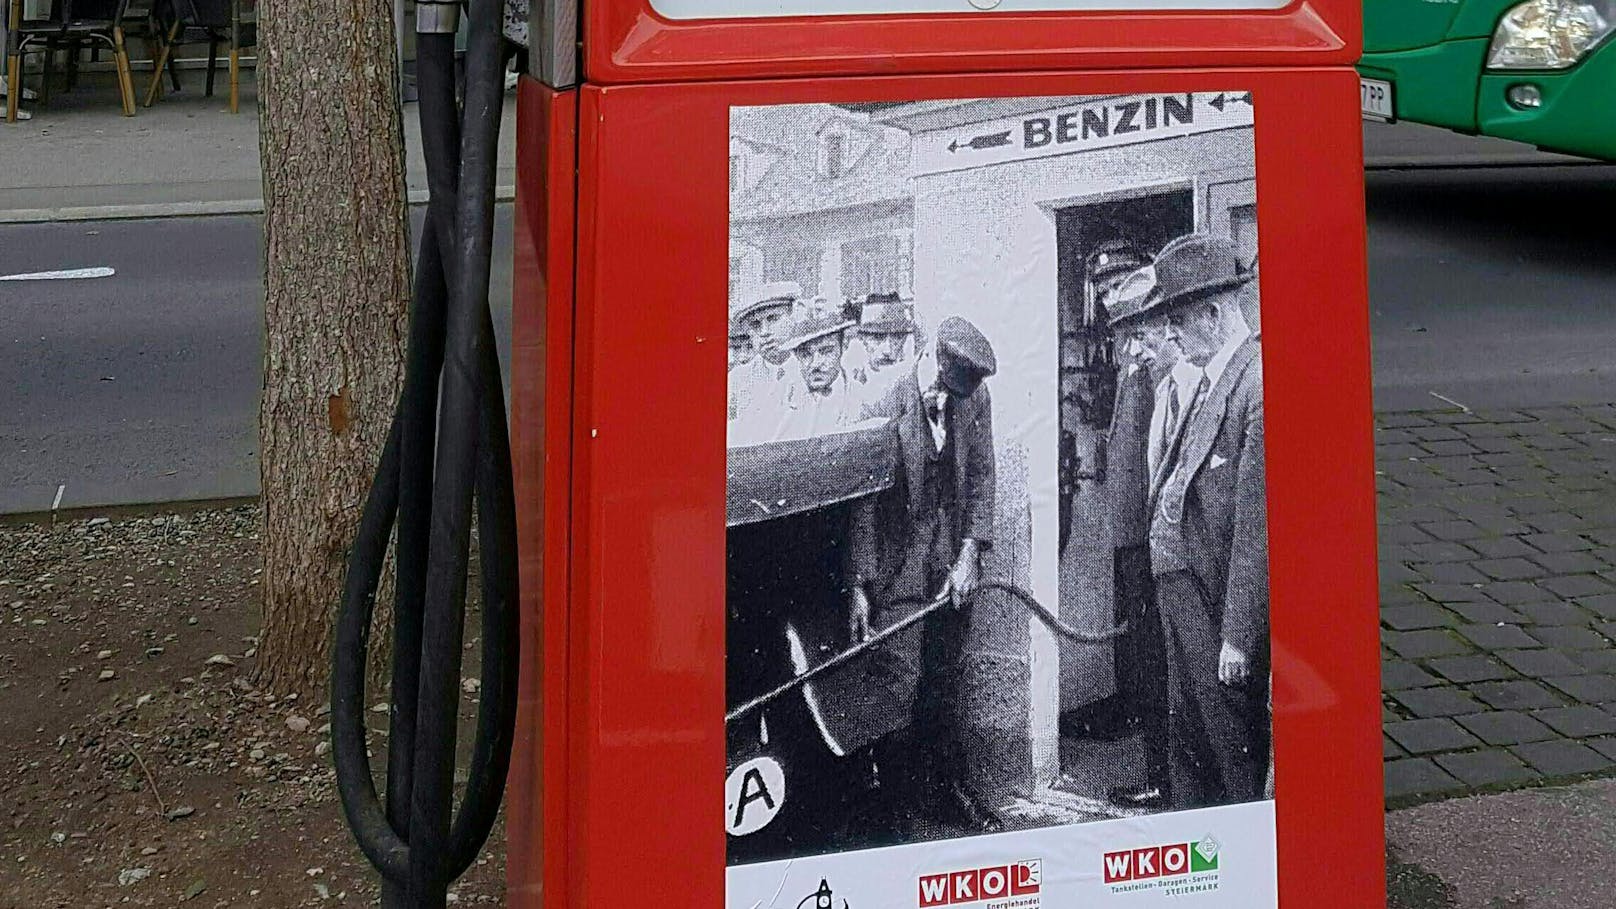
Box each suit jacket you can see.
[1107,363,1155,551]
[1153,336,1268,658]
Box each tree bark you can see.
[255,0,411,699]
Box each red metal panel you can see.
[566,68,1380,908]
[585,1,1361,84]
[507,77,578,909]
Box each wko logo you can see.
[1103,835,1220,884]
[918,859,1041,907]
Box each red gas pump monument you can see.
[507,0,1381,903]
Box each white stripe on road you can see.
[0,266,116,281]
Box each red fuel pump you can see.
[340,0,1382,903]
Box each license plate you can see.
[1360,78,1394,121]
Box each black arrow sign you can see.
[947,129,1013,153]
[1208,92,1254,112]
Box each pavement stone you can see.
[1472,557,1546,580]
[1571,649,1616,672]
[1384,757,1463,799]
[1466,680,1565,710]
[1386,718,1482,755]
[1474,580,1556,605]
[1427,655,1512,684]
[1531,550,1607,575]
[1383,660,1441,690]
[1496,648,1588,678]
[1384,629,1472,660]
[1454,711,1557,745]
[1575,594,1616,619]
[1511,740,1614,777]
[1534,706,1616,738]
[1541,575,1615,598]
[1464,536,1538,559]
[1450,605,1528,630]
[1544,674,1616,704]
[1390,687,1482,719]
[1527,625,1609,650]
[1381,605,1457,631]
[1431,749,1537,788]
[1405,541,1478,563]
[1523,532,1596,553]
[1513,600,1596,625]
[1454,623,1539,649]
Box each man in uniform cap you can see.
[771,311,861,441]
[1139,233,1268,811]
[1057,240,1152,739]
[853,315,1001,833]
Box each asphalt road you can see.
[0,207,514,514]
[0,128,1612,513]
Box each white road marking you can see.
[0,266,116,282]
[52,484,65,511]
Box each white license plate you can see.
[1361,78,1395,121]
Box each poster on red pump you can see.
[724,90,1277,907]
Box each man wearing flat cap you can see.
[1142,233,1269,811]
[852,315,1001,833]
[771,311,862,441]
[728,282,802,435]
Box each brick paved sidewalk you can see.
[1378,404,1616,800]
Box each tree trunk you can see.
[255,0,411,699]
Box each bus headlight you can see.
[1487,0,1614,69]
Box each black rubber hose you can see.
[376,28,460,909]
[331,6,519,907]
[405,0,511,901]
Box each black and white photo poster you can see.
[725,92,1275,907]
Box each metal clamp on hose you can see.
[416,0,462,34]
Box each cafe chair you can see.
[6,0,138,122]
[142,0,254,112]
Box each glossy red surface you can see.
[528,68,1382,908]
[585,0,1361,84]
[507,78,577,909]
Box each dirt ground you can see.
[0,506,507,907]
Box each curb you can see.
[0,185,519,224]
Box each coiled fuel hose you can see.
[329,1,520,906]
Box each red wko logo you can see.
[918,859,1041,906]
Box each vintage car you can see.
[725,417,911,864]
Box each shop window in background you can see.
[763,247,821,298]
[1229,203,1258,269]
[839,234,908,300]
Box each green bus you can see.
[1359,0,1616,159]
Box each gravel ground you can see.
[0,507,506,906]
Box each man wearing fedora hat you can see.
[851,292,917,390]
[1141,233,1269,811]
[771,311,863,441]
[1093,261,1203,811]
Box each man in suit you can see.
[845,315,1001,834]
[1100,263,1173,810]
[1143,234,1268,810]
